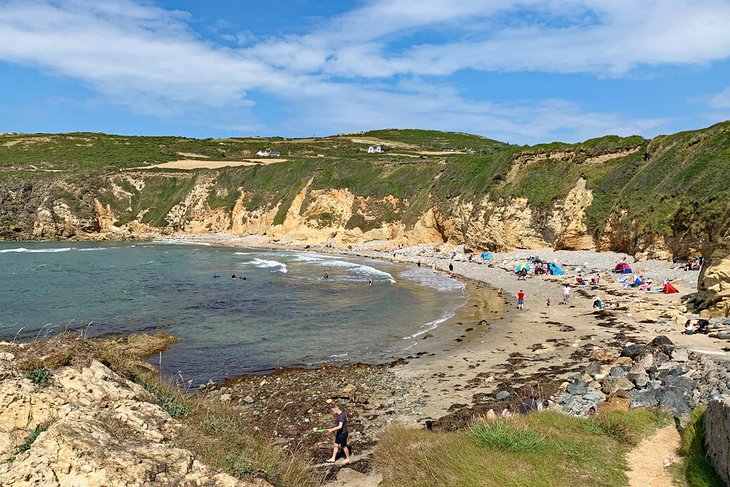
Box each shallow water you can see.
[0,242,466,383]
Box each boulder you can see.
[637,353,655,370]
[629,389,660,409]
[621,344,646,359]
[602,377,635,395]
[671,348,689,362]
[566,381,588,395]
[649,336,674,347]
[658,389,691,418]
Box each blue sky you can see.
[1,0,729,144]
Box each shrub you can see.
[26,366,52,387]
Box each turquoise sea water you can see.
[0,241,465,383]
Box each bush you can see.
[26,366,52,387]
[473,422,547,453]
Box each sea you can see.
[0,241,466,384]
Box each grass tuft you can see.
[473,421,547,453]
[25,365,52,387]
[14,424,48,457]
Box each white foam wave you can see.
[0,247,72,254]
[403,311,454,339]
[398,268,463,292]
[290,253,395,283]
[153,239,211,246]
[242,258,288,273]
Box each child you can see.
[517,290,525,310]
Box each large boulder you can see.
[704,397,730,487]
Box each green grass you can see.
[375,409,671,487]
[25,365,52,387]
[678,408,724,487]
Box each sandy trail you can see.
[626,425,682,487]
[134,158,287,170]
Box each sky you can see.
[1,0,730,144]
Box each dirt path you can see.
[626,425,682,487]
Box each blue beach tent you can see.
[481,251,492,260]
[548,263,565,275]
[614,262,632,274]
[634,276,644,287]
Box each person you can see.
[368,278,372,287]
[321,404,350,464]
[592,296,604,309]
[683,320,695,335]
[231,273,237,279]
[576,274,585,285]
[323,270,329,279]
[546,298,550,307]
[562,285,570,304]
[448,263,454,272]
[517,290,525,310]
[417,261,421,267]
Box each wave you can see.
[0,247,72,254]
[152,239,211,246]
[397,267,463,292]
[290,253,395,283]
[241,258,288,273]
[402,311,455,339]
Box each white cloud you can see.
[708,87,730,109]
[0,0,726,141]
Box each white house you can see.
[367,145,382,153]
[256,149,280,157]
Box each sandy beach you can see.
[160,234,730,462]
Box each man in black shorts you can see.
[326,404,350,464]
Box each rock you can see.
[485,409,497,420]
[613,356,634,367]
[658,389,691,418]
[609,367,627,378]
[704,397,730,486]
[649,336,674,347]
[671,348,689,362]
[602,377,635,395]
[220,393,232,402]
[495,390,511,400]
[629,389,660,408]
[621,344,646,359]
[340,383,357,398]
[243,395,255,404]
[584,361,602,376]
[325,468,383,487]
[637,353,654,370]
[583,392,606,403]
[566,381,587,395]
[590,348,616,363]
[696,236,730,318]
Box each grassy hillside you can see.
[1,122,728,252]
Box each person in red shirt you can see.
[517,290,525,310]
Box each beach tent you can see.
[663,281,679,294]
[515,262,531,272]
[548,263,565,275]
[614,262,632,274]
[633,276,644,287]
[481,251,492,260]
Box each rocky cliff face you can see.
[0,340,266,487]
[696,234,730,317]
[0,170,685,257]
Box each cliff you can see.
[1,123,729,307]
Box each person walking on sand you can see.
[562,285,570,304]
[517,290,525,310]
[368,278,372,287]
[315,404,350,464]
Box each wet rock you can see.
[602,377,635,395]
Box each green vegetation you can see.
[25,365,52,387]
[678,408,724,487]
[2,122,728,252]
[14,424,48,457]
[375,409,671,487]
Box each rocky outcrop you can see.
[0,342,265,487]
[696,236,730,317]
[704,397,730,487]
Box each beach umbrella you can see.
[515,262,531,272]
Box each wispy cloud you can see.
[0,0,727,141]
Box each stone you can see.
[566,381,588,395]
[495,390,511,400]
[621,344,646,359]
[613,357,634,367]
[583,392,606,403]
[602,377,635,395]
[243,395,255,404]
[584,361,602,376]
[485,409,497,421]
[671,348,689,362]
[629,389,660,409]
[658,389,691,418]
[609,367,627,378]
[340,383,357,398]
[649,335,674,347]
[637,353,654,370]
[704,397,730,487]
[220,393,232,402]
[590,348,616,363]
